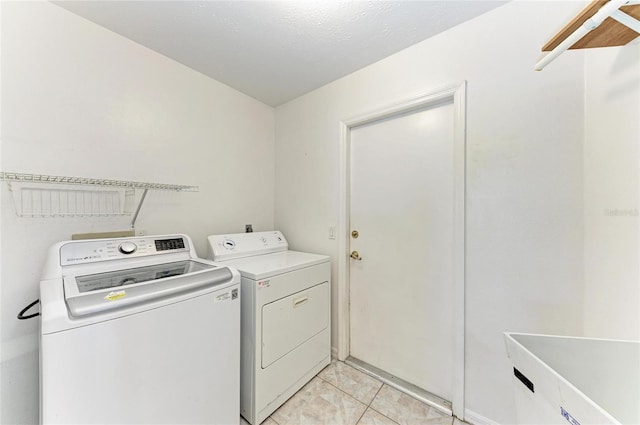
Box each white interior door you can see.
[349,100,455,401]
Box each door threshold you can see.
[345,356,453,417]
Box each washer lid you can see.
[73,260,212,293]
[218,250,329,280]
[63,260,234,317]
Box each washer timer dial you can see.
[118,242,137,254]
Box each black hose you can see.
[17,299,40,320]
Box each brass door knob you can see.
[350,251,362,261]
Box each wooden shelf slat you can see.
[542,0,640,52]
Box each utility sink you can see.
[504,332,640,424]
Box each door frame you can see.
[337,82,467,418]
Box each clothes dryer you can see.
[208,231,330,425]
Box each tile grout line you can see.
[368,382,384,407]
[267,365,371,425]
[348,363,454,424]
[267,416,280,425]
[366,384,403,425]
[317,366,385,408]
[317,367,390,425]
[269,363,450,425]
[353,384,378,425]
[311,375,377,425]
[354,406,368,425]
[316,375,370,406]
[319,365,404,425]
[367,406,403,425]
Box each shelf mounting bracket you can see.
[130,188,149,229]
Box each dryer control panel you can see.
[60,235,189,266]
[208,231,288,261]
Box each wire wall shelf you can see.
[1,171,199,226]
[15,187,132,218]
[0,172,198,192]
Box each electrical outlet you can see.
[328,225,336,239]
[245,224,253,233]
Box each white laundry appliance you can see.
[207,231,330,425]
[39,234,240,425]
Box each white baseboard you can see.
[463,408,500,425]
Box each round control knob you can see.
[118,242,137,254]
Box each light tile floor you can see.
[241,360,469,425]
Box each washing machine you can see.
[39,234,240,425]
[207,231,330,425]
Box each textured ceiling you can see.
[54,1,507,106]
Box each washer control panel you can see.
[60,235,189,266]
[207,231,288,261]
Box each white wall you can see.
[3,1,637,424]
[583,42,640,340]
[274,2,586,423]
[0,2,274,423]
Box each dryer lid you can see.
[216,250,329,280]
